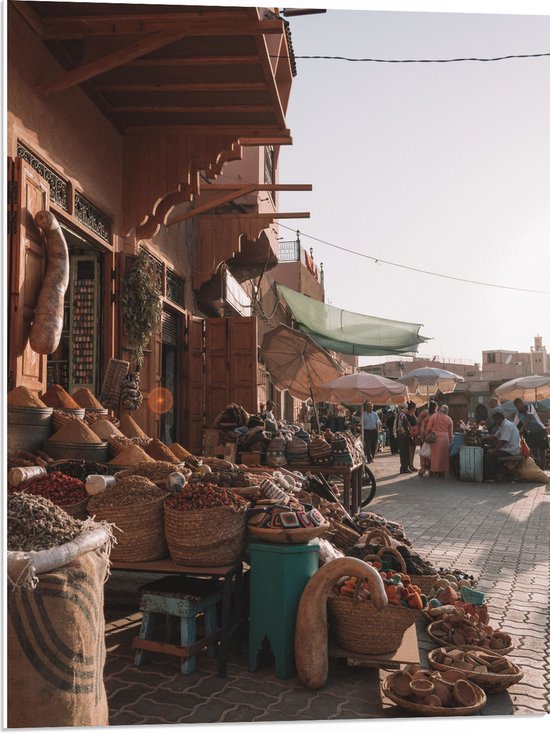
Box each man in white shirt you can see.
[362,401,381,463]
[513,398,548,469]
[483,411,520,481]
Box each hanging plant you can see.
[120,250,163,371]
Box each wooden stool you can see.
[133,576,222,674]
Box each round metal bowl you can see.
[42,439,109,463]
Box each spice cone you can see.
[49,420,103,444]
[41,384,80,409]
[90,419,124,440]
[118,413,148,438]
[108,445,154,465]
[7,386,47,408]
[72,388,104,410]
[143,439,180,463]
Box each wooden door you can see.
[204,316,258,427]
[8,158,50,397]
[183,315,205,453]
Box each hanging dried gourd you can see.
[120,250,162,372]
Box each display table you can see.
[299,463,364,514]
[110,558,245,677]
[248,540,320,679]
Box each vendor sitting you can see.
[482,411,520,481]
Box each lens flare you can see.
[147,387,174,415]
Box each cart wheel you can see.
[360,464,376,507]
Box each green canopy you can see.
[277,284,430,357]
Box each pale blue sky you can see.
[277,2,550,367]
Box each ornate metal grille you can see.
[139,246,164,291]
[278,239,300,261]
[17,142,70,210]
[166,269,185,308]
[74,192,112,243]
[264,144,275,185]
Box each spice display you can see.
[41,384,80,409]
[7,493,87,552]
[91,420,125,440]
[143,438,180,463]
[49,420,103,444]
[15,471,88,506]
[165,482,248,511]
[72,388,104,410]
[108,445,154,465]
[88,476,166,509]
[115,460,183,482]
[203,469,255,488]
[118,412,147,438]
[107,435,151,454]
[46,460,110,481]
[7,386,48,408]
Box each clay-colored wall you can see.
[8,6,123,228]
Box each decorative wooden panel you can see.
[9,158,50,397]
[204,317,230,428]
[122,132,242,238]
[228,316,258,413]
[193,216,274,291]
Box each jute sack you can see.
[7,528,112,728]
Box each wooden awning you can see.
[17,2,297,235]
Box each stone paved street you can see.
[103,451,549,726]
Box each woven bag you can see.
[328,588,419,655]
[164,504,247,567]
[88,494,168,562]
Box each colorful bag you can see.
[425,430,437,444]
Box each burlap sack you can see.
[7,546,110,727]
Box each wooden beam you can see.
[167,184,259,226]
[200,184,312,191]
[125,125,292,138]
[10,0,44,36]
[254,29,287,131]
[36,29,192,96]
[41,16,285,40]
[199,213,310,219]
[128,55,260,68]
[113,105,273,114]
[239,137,293,146]
[96,82,268,93]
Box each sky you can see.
[276,1,550,368]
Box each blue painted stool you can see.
[133,576,222,674]
[248,540,319,679]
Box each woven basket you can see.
[381,674,487,716]
[323,519,361,553]
[62,498,89,519]
[248,522,330,544]
[427,647,523,694]
[89,494,168,562]
[376,546,438,594]
[427,622,514,655]
[328,591,420,655]
[164,504,247,567]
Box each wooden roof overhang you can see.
[16,2,308,239]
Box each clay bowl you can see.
[453,679,478,707]
[430,675,454,707]
[439,668,469,684]
[389,671,413,698]
[409,677,435,699]
[424,694,443,708]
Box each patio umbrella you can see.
[494,374,550,405]
[398,366,464,401]
[316,372,409,446]
[260,324,343,429]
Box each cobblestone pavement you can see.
[103,451,550,725]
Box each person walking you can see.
[385,409,399,455]
[395,401,417,474]
[418,400,437,476]
[362,401,381,463]
[513,398,548,469]
[426,403,454,477]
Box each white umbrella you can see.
[398,366,464,401]
[495,374,550,405]
[316,372,408,447]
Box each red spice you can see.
[19,471,87,506]
[165,482,248,511]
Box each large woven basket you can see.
[164,504,247,567]
[88,494,168,562]
[328,591,420,655]
[62,498,89,520]
[427,647,523,694]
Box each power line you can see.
[275,222,550,295]
[272,52,550,63]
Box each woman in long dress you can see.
[418,400,437,476]
[426,404,454,477]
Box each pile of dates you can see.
[165,482,248,511]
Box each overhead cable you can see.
[275,222,550,295]
[272,52,550,64]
